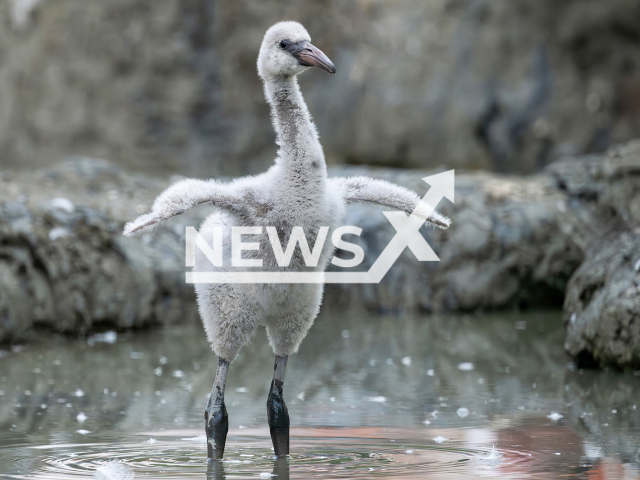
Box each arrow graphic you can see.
[186,170,454,284]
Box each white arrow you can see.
[362,170,455,283]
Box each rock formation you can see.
[2,140,640,368]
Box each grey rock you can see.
[0,159,203,344]
[327,166,582,313]
[549,140,640,368]
[2,140,640,370]
[563,233,640,368]
[548,140,640,245]
[2,157,581,344]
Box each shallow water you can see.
[0,309,638,479]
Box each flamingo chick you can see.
[123,21,450,460]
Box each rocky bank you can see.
[2,141,640,367]
[548,141,640,369]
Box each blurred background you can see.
[2,0,640,176]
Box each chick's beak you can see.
[295,41,336,74]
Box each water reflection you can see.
[206,460,226,480]
[206,458,290,480]
[0,308,638,479]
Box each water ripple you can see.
[0,429,545,479]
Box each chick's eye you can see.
[278,40,289,49]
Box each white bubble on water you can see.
[88,331,117,346]
[401,356,412,366]
[94,460,134,480]
[77,429,90,435]
[433,436,447,444]
[367,396,386,403]
[297,392,305,401]
[101,331,118,343]
[457,362,474,371]
[146,438,157,445]
[235,387,248,393]
[457,407,469,418]
[426,369,434,376]
[181,435,207,443]
[547,412,564,422]
[259,473,275,479]
[154,367,163,376]
[77,412,87,423]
